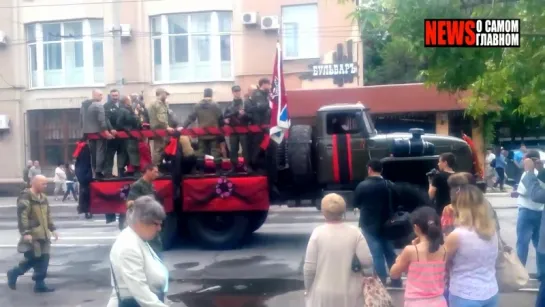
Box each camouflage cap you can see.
[156,88,170,96]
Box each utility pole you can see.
[112,0,123,89]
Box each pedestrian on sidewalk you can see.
[62,163,78,202]
[28,161,41,181]
[493,148,507,192]
[53,163,66,201]
[515,150,544,273]
[23,160,32,188]
[485,148,496,189]
[303,193,372,307]
[390,206,447,307]
[520,157,545,307]
[7,175,58,293]
[444,184,499,307]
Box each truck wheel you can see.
[160,213,179,251]
[187,213,249,249]
[287,125,314,184]
[247,211,269,233]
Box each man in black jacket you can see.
[354,159,401,287]
[117,95,142,177]
[103,89,125,177]
[245,78,271,168]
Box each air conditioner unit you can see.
[261,16,280,31]
[0,115,10,130]
[0,31,7,46]
[242,12,258,25]
[120,24,132,38]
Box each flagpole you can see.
[277,20,282,127]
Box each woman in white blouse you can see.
[107,196,169,307]
[304,193,373,307]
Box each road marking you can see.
[52,236,117,240]
[0,243,111,248]
[0,203,78,208]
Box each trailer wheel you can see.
[247,211,269,233]
[287,125,314,184]
[187,213,249,249]
[160,213,179,251]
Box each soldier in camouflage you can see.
[116,95,142,176]
[224,85,250,169]
[7,175,58,293]
[124,165,162,256]
[182,88,223,158]
[148,88,175,166]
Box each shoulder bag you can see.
[382,180,412,241]
[362,272,394,307]
[496,233,529,292]
[111,263,141,307]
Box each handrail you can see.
[84,125,270,140]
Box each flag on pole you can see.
[269,42,290,144]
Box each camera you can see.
[426,168,439,178]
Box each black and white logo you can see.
[312,63,358,78]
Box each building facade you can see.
[0,0,361,182]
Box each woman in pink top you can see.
[391,206,447,307]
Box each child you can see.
[390,206,447,307]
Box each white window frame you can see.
[26,19,105,89]
[150,11,233,84]
[281,4,319,60]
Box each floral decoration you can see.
[215,176,234,199]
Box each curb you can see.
[487,193,511,197]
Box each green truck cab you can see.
[274,103,477,207]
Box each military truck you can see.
[87,103,478,250]
[270,103,475,208]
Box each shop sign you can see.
[312,63,358,78]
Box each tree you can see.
[373,37,423,84]
[360,27,422,85]
[343,0,545,118]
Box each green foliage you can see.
[341,0,545,118]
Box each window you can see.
[26,19,105,88]
[281,4,319,59]
[151,12,232,83]
[326,113,362,135]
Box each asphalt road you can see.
[0,194,539,307]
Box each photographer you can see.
[428,152,456,215]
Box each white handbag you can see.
[496,235,529,292]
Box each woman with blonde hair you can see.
[303,193,373,307]
[445,184,499,307]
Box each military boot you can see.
[7,267,22,290]
[34,280,55,293]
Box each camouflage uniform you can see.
[183,99,223,158]
[8,189,56,291]
[117,104,142,174]
[224,98,249,165]
[148,99,170,166]
[245,90,271,166]
[126,178,162,255]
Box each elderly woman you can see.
[304,193,373,307]
[107,196,168,307]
